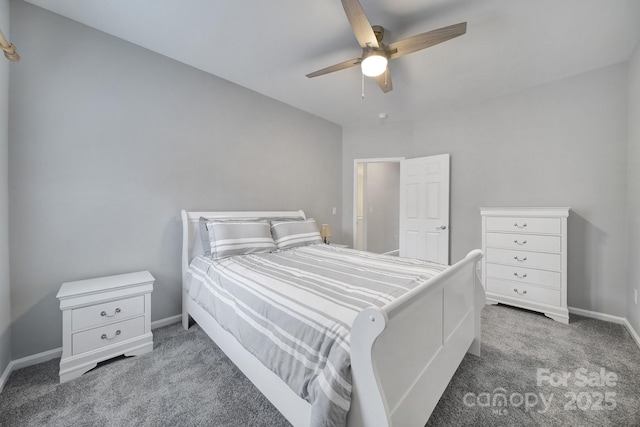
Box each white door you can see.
[399,154,450,263]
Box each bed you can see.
[181,209,485,427]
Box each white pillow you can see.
[204,220,276,259]
[271,218,322,250]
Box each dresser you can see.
[480,208,569,323]
[56,271,154,383]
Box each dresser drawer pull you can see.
[513,272,528,279]
[513,240,527,245]
[513,256,528,261]
[101,308,121,317]
[101,330,121,341]
[514,223,527,228]
[513,289,528,295]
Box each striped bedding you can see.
[185,243,448,427]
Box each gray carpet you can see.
[1,305,639,426]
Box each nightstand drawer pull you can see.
[514,223,527,228]
[101,330,121,340]
[513,256,528,261]
[100,308,121,317]
[513,272,527,279]
[513,288,527,295]
[513,239,527,245]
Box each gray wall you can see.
[9,1,342,359]
[0,0,11,378]
[342,63,629,317]
[627,42,640,333]
[365,162,399,254]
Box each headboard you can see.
[180,210,306,280]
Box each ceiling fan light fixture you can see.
[304,0,467,94]
[361,51,387,77]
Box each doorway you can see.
[354,154,451,263]
[353,158,403,254]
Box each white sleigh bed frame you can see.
[181,210,485,427]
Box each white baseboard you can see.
[151,314,181,330]
[0,314,183,394]
[10,347,63,371]
[568,306,626,324]
[568,306,640,351]
[623,319,640,350]
[0,360,11,393]
[0,347,62,394]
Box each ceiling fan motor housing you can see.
[372,25,385,42]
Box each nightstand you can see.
[56,271,154,383]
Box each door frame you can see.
[352,157,405,250]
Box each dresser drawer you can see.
[486,263,561,288]
[485,216,561,235]
[485,233,561,253]
[72,316,145,356]
[486,278,561,307]
[485,248,561,271]
[72,295,144,331]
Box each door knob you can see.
[436,225,447,230]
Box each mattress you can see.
[185,243,448,427]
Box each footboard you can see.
[349,249,485,427]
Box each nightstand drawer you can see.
[72,295,144,331]
[486,233,561,253]
[487,279,561,307]
[486,216,561,235]
[485,248,561,271]
[72,316,145,355]
[486,263,561,288]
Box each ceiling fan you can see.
[306,0,467,93]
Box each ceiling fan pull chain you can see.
[361,72,365,99]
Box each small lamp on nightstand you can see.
[320,224,332,244]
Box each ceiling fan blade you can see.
[306,57,362,78]
[374,67,393,93]
[388,22,467,59]
[341,0,379,49]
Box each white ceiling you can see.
[22,0,640,126]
